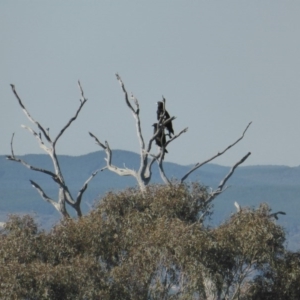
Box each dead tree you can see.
[89,74,251,194]
[89,74,188,191]
[6,82,99,218]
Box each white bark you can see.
[90,74,188,190]
[7,82,98,218]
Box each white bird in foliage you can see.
[234,201,241,212]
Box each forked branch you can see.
[76,169,100,208]
[164,127,188,148]
[89,132,136,178]
[198,152,251,222]
[53,81,88,146]
[7,82,97,218]
[217,152,251,191]
[116,73,145,150]
[181,122,252,183]
[29,180,68,217]
[10,84,51,143]
[7,133,57,178]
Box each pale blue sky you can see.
[1,1,300,166]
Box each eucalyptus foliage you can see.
[0,184,292,299]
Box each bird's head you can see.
[157,101,163,108]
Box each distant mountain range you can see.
[1,150,299,250]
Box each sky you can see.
[1,1,300,167]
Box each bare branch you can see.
[269,211,286,220]
[164,127,188,148]
[29,180,64,215]
[6,155,57,178]
[161,116,176,127]
[181,122,252,183]
[104,141,136,177]
[7,154,73,210]
[198,153,251,223]
[143,156,157,180]
[21,125,51,154]
[130,93,140,113]
[53,81,87,146]
[145,148,170,184]
[10,84,51,143]
[90,132,137,178]
[9,133,15,158]
[205,152,251,205]
[76,169,100,207]
[116,75,146,152]
[89,132,107,149]
[157,153,171,185]
[218,152,251,191]
[78,80,86,101]
[116,73,136,113]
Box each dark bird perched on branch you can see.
[157,101,174,137]
[152,123,168,153]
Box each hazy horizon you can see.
[3,149,299,169]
